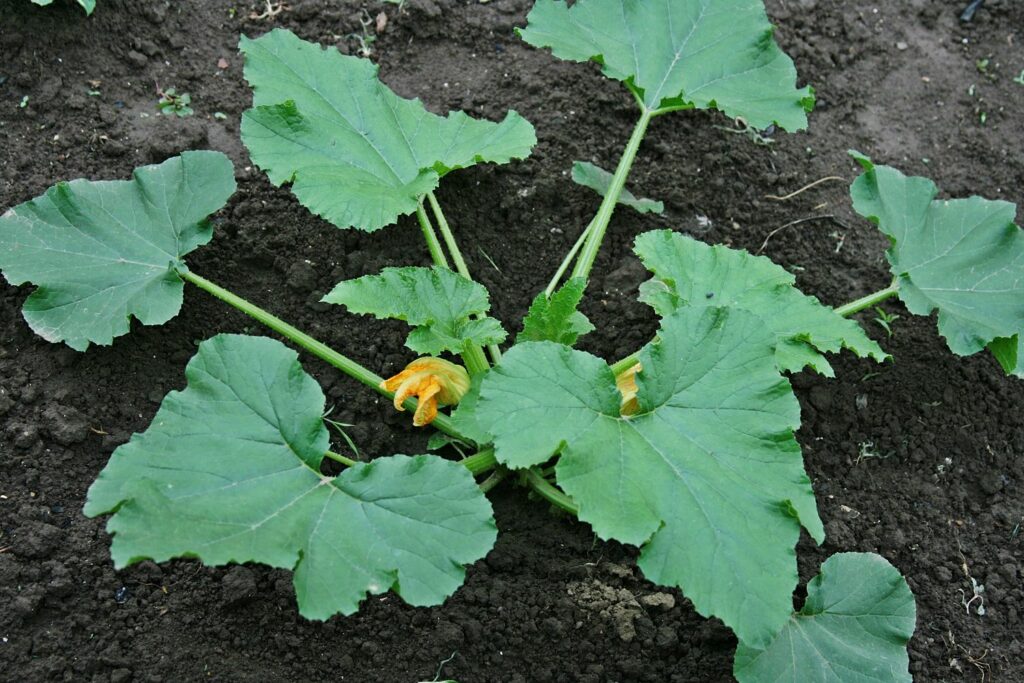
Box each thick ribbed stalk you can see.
[833,280,901,317]
[427,192,502,365]
[569,108,653,282]
[416,202,450,269]
[324,450,357,467]
[545,216,597,298]
[462,448,498,476]
[525,467,578,515]
[416,199,490,374]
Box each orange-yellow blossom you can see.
[380,357,470,427]
[616,362,642,416]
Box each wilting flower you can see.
[616,362,642,416]
[380,357,470,427]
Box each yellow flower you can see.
[616,362,642,416]
[380,357,470,427]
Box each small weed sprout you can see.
[714,117,776,146]
[873,306,901,337]
[975,58,996,81]
[350,11,378,58]
[855,441,890,465]
[960,577,987,616]
[324,416,362,460]
[156,86,194,117]
[249,1,289,20]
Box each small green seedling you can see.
[19,95,29,109]
[349,11,378,58]
[873,306,901,338]
[323,416,362,459]
[1015,70,1024,86]
[156,87,194,117]
[6,1,1021,679]
[714,117,777,146]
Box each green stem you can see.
[478,467,509,494]
[427,191,502,365]
[428,192,472,287]
[416,202,450,270]
[834,280,901,317]
[326,447,498,481]
[545,216,597,298]
[324,450,357,467]
[651,103,697,117]
[610,353,641,377]
[525,467,578,515]
[462,344,491,376]
[417,198,490,374]
[326,446,504,494]
[462,448,498,476]
[179,269,469,442]
[570,108,654,282]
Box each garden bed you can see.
[1,0,1022,680]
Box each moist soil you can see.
[1,0,1022,681]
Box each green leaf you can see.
[519,0,814,129]
[84,334,497,619]
[475,307,824,646]
[322,266,507,356]
[571,161,664,215]
[0,151,236,351]
[989,335,1022,376]
[851,152,1024,377]
[31,0,96,13]
[240,29,537,232]
[635,230,887,376]
[734,552,916,682]
[518,277,594,345]
[450,373,493,446]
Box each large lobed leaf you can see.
[322,266,507,355]
[0,151,236,351]
[240,29,537,232]
[734,553,916,682]
[85,335,497,619]
[519,0,814,129]
[851,152,1024,377]
[474,307,824,646]
[635,230,887,376]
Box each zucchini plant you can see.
[3,1,1020,679]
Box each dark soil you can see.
[1,0,1022,681]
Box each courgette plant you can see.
[3,1,1021,680]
